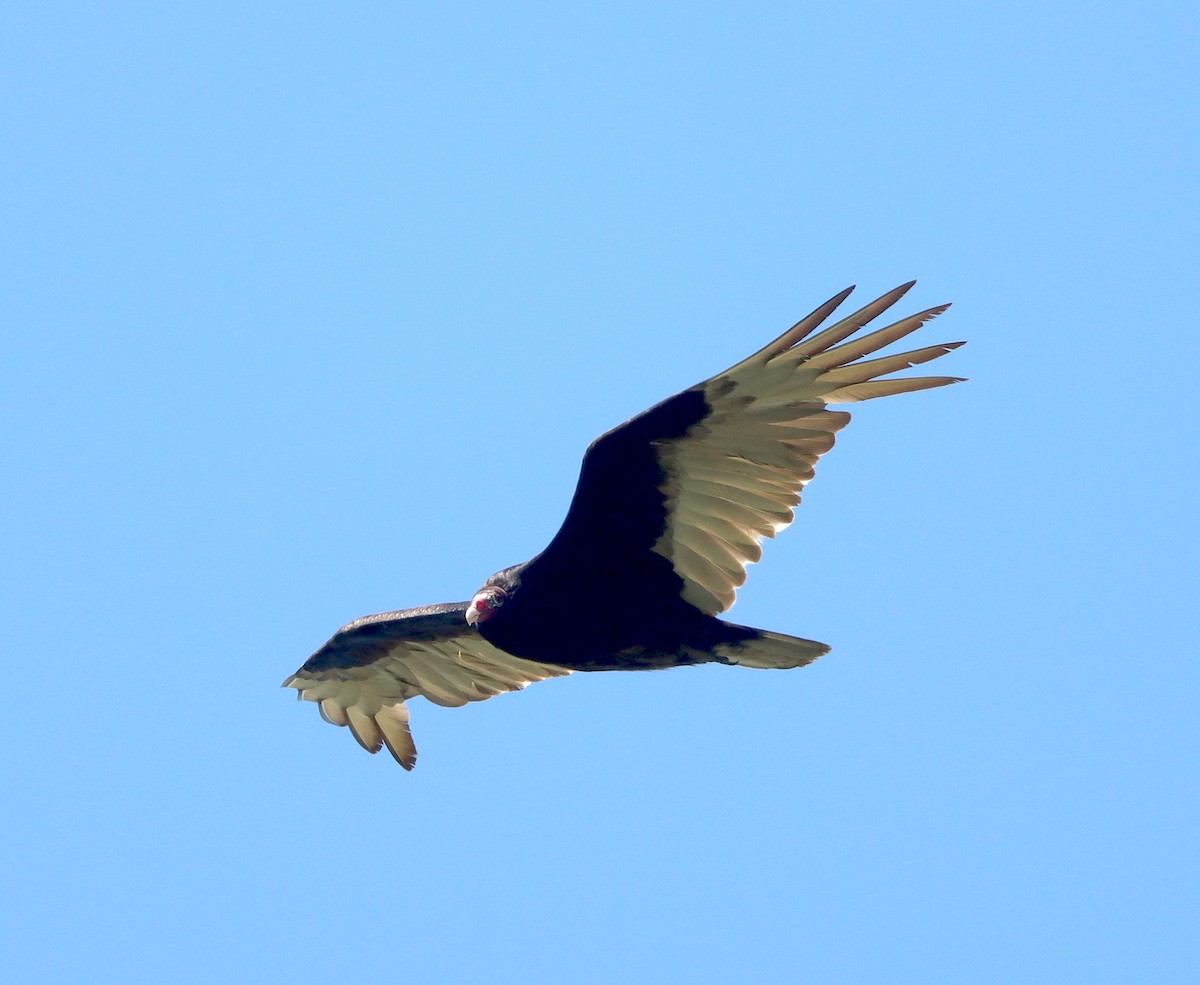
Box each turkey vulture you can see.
[284,282,963,769]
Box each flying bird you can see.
[284,282,964,769]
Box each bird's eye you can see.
[488,589,507,608]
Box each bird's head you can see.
[466,582,511,627]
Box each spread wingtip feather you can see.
[654,283,962,614]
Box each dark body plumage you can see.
[285,283,964,769]
[475,389,769,670]
[468,388,777,671]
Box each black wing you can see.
[283,603,571,769]
[528,282,964,614]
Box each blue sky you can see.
[3,2,1196,982]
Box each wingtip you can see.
[940,338,969,369]
[384,740,418,770]
[814,284,856,313]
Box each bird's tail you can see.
[713,623,830,669]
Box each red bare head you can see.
[465,585,509,627]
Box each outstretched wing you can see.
[538,282,964,615]
[283,602,571,769]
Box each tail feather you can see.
[714,624,830,669]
